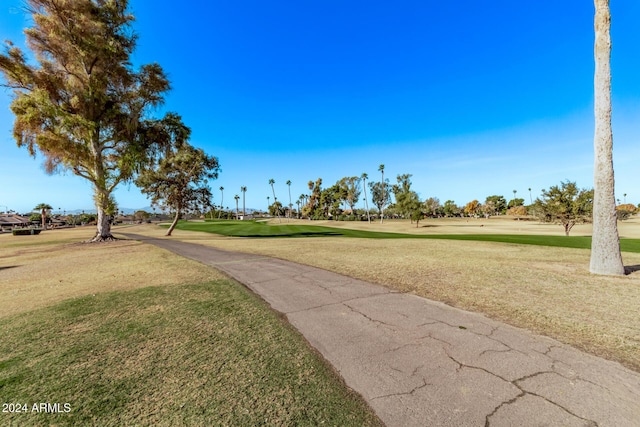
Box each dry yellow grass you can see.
[4,219,640,371]
[0,226,222,318]
[124,219,640,372]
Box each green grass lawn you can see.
[174,220,640,253]
[0,281,382,426]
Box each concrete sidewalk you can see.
[123,233,640,427]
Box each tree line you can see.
[0,1,629,275]
[254,173,636,236]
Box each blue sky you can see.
[1,1,640,213]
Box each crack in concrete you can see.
[289,273,339,296]
[483,327,533,357]
[479,346,512,357]
[371,379,431,401]
[523,366,619,406]
[284,292,391,315]
[493,390,600,427]
[344,302,396,329]
[483,391,526,427]
[416,321,440,327]
[541,344,561,356]
[383,336,447,356]
[468,364,602,426]
[419,333,455,348]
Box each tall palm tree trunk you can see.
[218,187,224,219]
[287,180,292,222]
[379,165,385,224]
[590,0,624,275]
[362,174,371,223]
[269,180,281,223]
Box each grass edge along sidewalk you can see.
[174,220,640,253]
[0,232,383,426]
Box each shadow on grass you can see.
[624,265,640,275]
[235,231,344,238]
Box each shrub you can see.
[12,228,42,235]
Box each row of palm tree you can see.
[218,185,251,220]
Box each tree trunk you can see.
[166,210,180,236]
[590,0,625,275]
[362,179,371,223]
[380,171,385,224]
[564,221,574,236]
[41,209,46,230]
[90,190,115,242]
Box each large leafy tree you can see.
[136,138,219,236]
[304,178,322,218]
[368,179,391,220]
[463,200,480,217]
[319,184,343,218]
[424,197,442,217]
[590,0,625,275]
[392,174,417,219]
[0,0,172,241]
[534,181,593,236]
[339,176,361,214]
[484,195,507,215]
[443,200,460,217]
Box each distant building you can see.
[0,214,30,231]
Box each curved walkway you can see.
[122,233,640,427]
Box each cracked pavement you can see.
[123,234,640,427]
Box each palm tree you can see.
[361,172,371,223]
[298,194,305,218]
[624,193,627,204]
[528,188,533,205]
[590,0,625,275]
[378,164,385,224]
[267,196,270,215]
[269,178,281,222]
[513,189,517,203]
[34,203,52,230]
[218,186,224,219]
[240,186,247,218]
[234,194,240,220]
[286,180,292,222]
